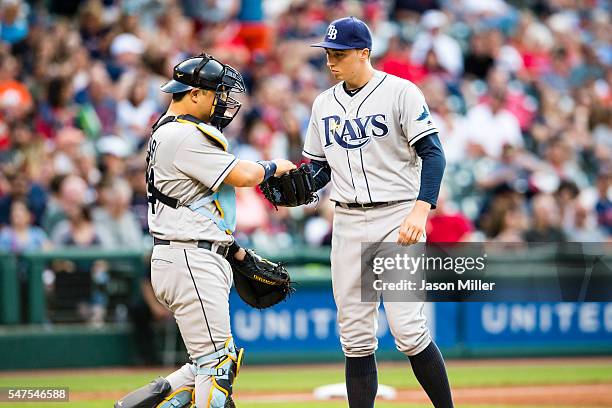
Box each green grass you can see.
[1,362,611,392]
[0,360,610,407]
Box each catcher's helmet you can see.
[161,53,246,130]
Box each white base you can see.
[313,383,397,400]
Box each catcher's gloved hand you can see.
[228,248,294,309]
[260,163,317,208]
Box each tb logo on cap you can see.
[326,25,338,40]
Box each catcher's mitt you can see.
[260,163,317,208]
[229,249,294,309]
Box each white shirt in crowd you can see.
[463,104,523,159]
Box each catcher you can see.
[115,53,293,408]
[114,246,293,408]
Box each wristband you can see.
[257,160,277,181]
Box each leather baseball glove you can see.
[228,249,294,309]
[260,163,317,208]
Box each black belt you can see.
[154,238,229,257]
[335,200,409,209]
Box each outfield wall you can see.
[228,284,612,362]
[0,247,611,369]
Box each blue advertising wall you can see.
[461,302,612,355]
[229,284,612,360]
[229,288,401,361]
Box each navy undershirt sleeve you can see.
[309,160,332,191]
[413,133,446,209]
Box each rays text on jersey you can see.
[322,114,389,150]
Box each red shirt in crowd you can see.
[426,212,474,243]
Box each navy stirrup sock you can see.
[345,354,378,408]
[408,341,454,408]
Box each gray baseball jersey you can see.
[147,117,237,244]
[146,115,238,406]
[303,70,436,358]
[303,70,438,204]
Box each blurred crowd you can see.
[0,0,610,255]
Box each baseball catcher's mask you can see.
[161,53,246,130]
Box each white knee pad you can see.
[194,338,244,408]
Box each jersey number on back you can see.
[146,138,158,214]
[147,168,157,213]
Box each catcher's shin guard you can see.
[114,377,171,408]
[195,338,245,408]
[155,387,195,408]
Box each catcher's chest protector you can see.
[147,114,237,234]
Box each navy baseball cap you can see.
[311,16,373,50]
